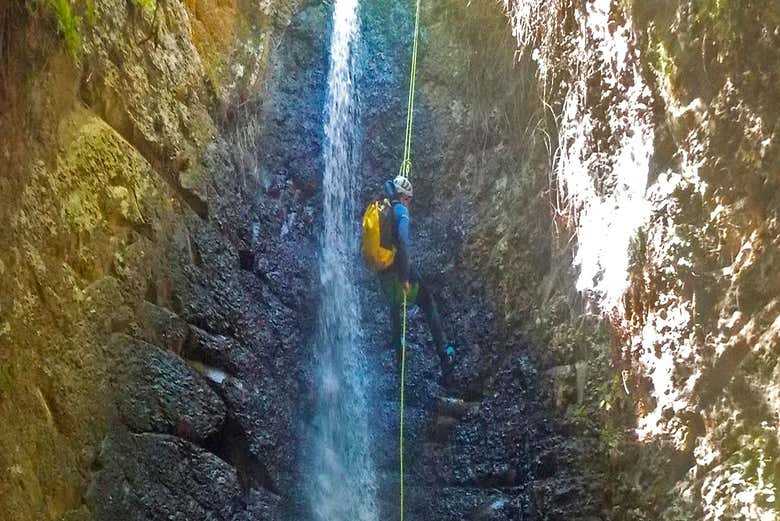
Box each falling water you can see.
[308,0,378,519]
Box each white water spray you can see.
[309,0,378,519]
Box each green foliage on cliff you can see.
[646,39,677,82]
[597,372,626,413]
[131,0,156,11]
[696,0,740,43]
[84,0,96,25]
[48,0,82,56]
[33,0,98,57]
[0,364,15,395]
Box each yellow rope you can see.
[399,292,407,521]
[399,0,422,516]
[399,0,422,179]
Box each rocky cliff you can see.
[0,0,317,519]
[1,0,777,520]
[419,1,780,519]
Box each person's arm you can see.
[394,204,411,284]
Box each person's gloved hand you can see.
[401,280,411,296]
[445,345,456,363]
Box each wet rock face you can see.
[355,1,603,520]
[0,0,314,519]
[82,0,331,518]
[134,302,189,355]
[4,0,587,517]
[87,432,243,521]
[456,1,779,519]
[113,335,226,442]
[624,6,780,517]
[6,0,776,520]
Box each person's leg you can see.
[379,271,404,368]
[416,282,456,386]
[415,279,447,361]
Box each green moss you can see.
[0,364,15,395]
[131,0,156,11]
[647,38,677,82]
[696,0,740,43]
[202,51,226,92]
[49,0,82,57]
[84,0,95,26]
[33,0,100,57]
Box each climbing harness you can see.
[398,0,422,518]
[399,292,408,521]
[398,0,423,179]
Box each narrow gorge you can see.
[0,1,777,521]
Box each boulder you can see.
[112,335,226,442]
[87,432,241,521]
[135,301,189,354]
[185,326,255,376]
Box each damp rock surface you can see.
[113,335,226,442]
[1,0,777,520]
[86,432,242,521]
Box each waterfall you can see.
[308,0,378,519]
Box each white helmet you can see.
[393,175,413,197]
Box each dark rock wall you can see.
[355,1,601,520]
[0,0,317,519]
[356,1,780,520]
[452,1,780,520]
[1,0,602,519]
[3,0,776,520]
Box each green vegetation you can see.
[0,364,15,395]
[646,38,677,82]
[34,0,158,56]
[696,0,740,44]
[32,0,99,57]
[570,402,590,421]
[84,0,96,26]
[598,419,625,457]
[597,371,626,413]
[49,0,82,57]
[727,426,778,507]
[131,0,156,11]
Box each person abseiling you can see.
[361,175,456,384]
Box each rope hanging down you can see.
[399,293,408,521]
[399,1,422,519]
[398,0,423,178]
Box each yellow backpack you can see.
[361,199,396,271]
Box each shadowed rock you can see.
[112,335,226,442]
[135,301,189,354]
[86,431,241,521]
[185,326,255,377]
[471,497,513,521]
[232,488,283,521]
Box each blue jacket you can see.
[384,181,411,281]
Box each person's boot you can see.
[439,344,456,386]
